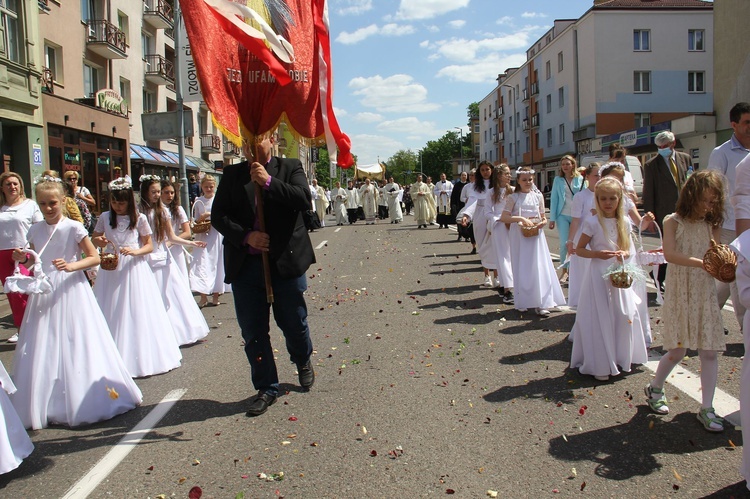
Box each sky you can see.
[326,0,596,166]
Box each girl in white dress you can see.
[0,360,32,473]
[140,176,210,345]
[566,164,600,308]
[461,161,499,288]
[10,179,142,429]
[501,167,565,316]
[190,175,229,307]
[647,171,727,431]
[569,178,649,381]
[484,164,515,304]
[92,178,182,378]
[161,179,191,277]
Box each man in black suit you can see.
[212,134,316,417]
[642,130,691,291]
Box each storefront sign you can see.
[95,89,128,117]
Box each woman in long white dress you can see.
[140,176,210,345]
[0,360,32,473]
[11,179,142,429]
[190,175,229,307]
[92,178,182,378]
[461,161,498,288]
[484,164,515,304]
[161,179,191,277]
[566,165,599,308]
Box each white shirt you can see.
[709,134,750,230]
[0,199,43,249]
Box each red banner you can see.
[180,0,353,167]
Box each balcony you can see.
[531,81,539,96]
[86,20,127,59]
[42,67,54,94]
[522,88,530,101]
[144,54,174,85]
[144,0,173,30]
[531,113,540,128]
[223,139,241,157]
[200,134,221,154]
[522,118,530,131]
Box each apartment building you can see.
[0,0,44,193]
[482,0,713,189]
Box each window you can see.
[508,116,512,131]
[634,71,651,93]
[525,136,530,150]
[118,12,129,45]
[634,113,651,128]
[142,88,155,113]
[688,29,704,51]
[83,62,101,97]
[141,32,153,60]
[44,43,63,84]
[474,124,479,133]
[0,0,20,63]
[546,94,551,113]
[558,87,564,108]
[81,0,96,23]
[559,124,565,144]
[515,111,520,129]
[509,143,513,158]
[546,128,553,148]
[688,71,705,93]
[545,60,551,80]
[557,51,563,72]
[633,30,650,51]
[119,77,131,112]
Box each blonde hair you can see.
[491,164,514,204]
[559,155,580,177]
[35,179,67,218]
[594,178,630,252]
[201,174,216,186]
[0,172,26,205]
[63,171,80,181]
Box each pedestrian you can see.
[311,179,328,227]
[566,163,600,308]
[64,178,94,232]
[548,155,584,284]
[188,174,200,206]
[63,170,96,208]
[384,177,402,223]
[139,176,209,346]
[345,179,360,224]
[645,171,727,432]
[403,185,413,216]
[434,173,453,228]
[500,166,565,316]
[461,162,498,287]
[0,359,33,474]
[60,176,84,225]
[330,181,348,226]
[325,187,332,215]
[190,175,229,308]
[11,177,142,429]
[377,180,389,220]
[161,179,191,277]
[460,170,477,252]
[0,172,42,343]
[484,164,514,304]
[569,177,648,381]
[92,177,182,378]
[359,178,378,225]
[425,176,437,225]
[212,134,316,417]
[411,174,432,228]
[451,171,469,241]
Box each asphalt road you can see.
[0,213,748,498]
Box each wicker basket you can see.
[192,199,211,234]
[520,222,541,237]
[703,239,737,283]
[608,269,633,289]
[100,249,119,271]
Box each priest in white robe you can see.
[345,180,360,224]
[411,174,433,229]
[312,179,329,227]
[425,176,437,225]
[433,173,453,228]
[359,178,379,225]
[331,181,348,226]
[384,177,403,224]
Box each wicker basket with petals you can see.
[519,222,541,238]
[703,239,737,283]
[191,199,211,234]
[608,268,634,289]
[100,244,119,271]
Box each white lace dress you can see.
[11,218,142,429]
[93,212,182,377]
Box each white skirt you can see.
[567,254,588,308]
[509,225,565,310]
[473,208,497,270]
[489,221,513,288]
[169,244,190,278]
[190,227,231,294]
[0,362,33,474]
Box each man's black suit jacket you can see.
[642,150,692,228]
[212,156,315,283]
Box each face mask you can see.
[657,147,672,158]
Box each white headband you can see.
[33,175,62,185]
[516,168,536,176]
[598,161,625,179]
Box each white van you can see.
[579,154,643,202]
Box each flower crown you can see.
[139,174,161,183]
[598,161,625,179]
[33,175,62,186]
[516,168,536,176]
[109,177,132,191]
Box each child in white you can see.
[190,175,230,307]
[461,161,498,288]
[566,164,600,308]
[731,225,750,482]
[161,179,191,277]
[500,167,565,316]
[11,179,142,429]
[0,360,32,473]
[483,164,515,304]
[93,178,182,378]
[569,178,648,380]
[141,176,209,345]
[646,171,727,432]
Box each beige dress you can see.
[662,214,725,351]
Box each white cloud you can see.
[395,0,470,21]
[355,112,384,123]
[333,106,348,117]
[336,23,415,45]
[376,117,438,136]
[447,20,466,29]
[521,11,546,18]
[426,29,540,63]
[496,16,514,26]
[435,52,528,84]
[349,74,441,113]
[349,134,405,165]
[337,0,373,16]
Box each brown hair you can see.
[675,170,725,227]
[109,186,138,230]
[160,179,182,221]
[491,164,514,204]
[608,143,627,161]
[139,178,167,243]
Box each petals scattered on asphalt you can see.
[106,386,119,400]
[288,416,298,421]
[487,491,498,498]
[188,486,203,499]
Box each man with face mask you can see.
[642,130,692,292]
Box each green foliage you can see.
[467,102,479,121]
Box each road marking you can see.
[335,228,341,233]
[61,388,188,499]
[315,240,327,250]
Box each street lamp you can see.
[454,126,464,175]
[501,83,517,167]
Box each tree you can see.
[467,102,479,124]
[384,149,418,185]
[313,147,357,188]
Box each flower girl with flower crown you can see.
[92,177,182,378]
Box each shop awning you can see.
[187,155,221,175]
[130,144,200,171]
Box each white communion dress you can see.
[0,360,33,473]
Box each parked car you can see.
[579,154,643,203]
